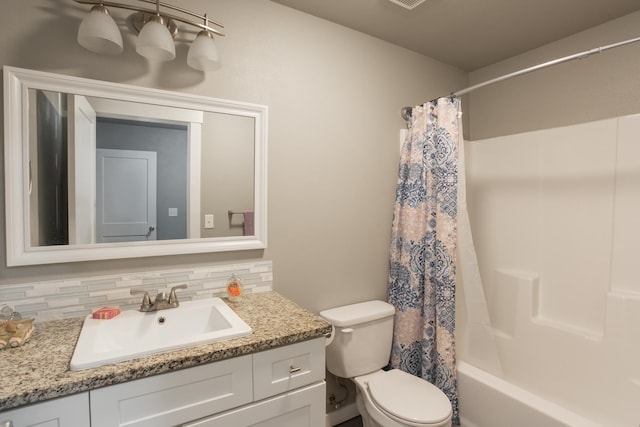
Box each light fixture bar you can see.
[73,0,225,37]
[134,0,224,28]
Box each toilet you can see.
[320,300,452,427]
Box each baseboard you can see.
[325,402,359,426]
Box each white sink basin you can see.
[70,297,252,371]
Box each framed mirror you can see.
[4,66,267,266]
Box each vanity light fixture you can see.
[77,4,124,54]
[75,0,224,70]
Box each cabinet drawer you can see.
[252,338,325,401]
[90,355,253,427]
[182,381,326,427]
[0,392,89,427]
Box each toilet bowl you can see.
[320,300,453,427]
[353,370,452,427]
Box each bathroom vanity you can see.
[0,292,331,427]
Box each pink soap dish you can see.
[92,307,121,320]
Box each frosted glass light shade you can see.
[136,18,175,61]
[187,31,221,71]
[77,6,123,55]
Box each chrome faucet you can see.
[131,284,187,312]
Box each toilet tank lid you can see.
[319,300,395,327]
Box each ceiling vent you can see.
[387,0,427,10]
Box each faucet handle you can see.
[168,284,187,306]
[131,289,152,311]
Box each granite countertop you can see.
[0,291,331,412]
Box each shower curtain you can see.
[388,97,460,425]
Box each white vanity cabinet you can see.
[0,339,325,427]
[90,355,254,427]
[0,392,90,427]
[184,338,326,427]
[90,337,326,427]
[183,382,325,427]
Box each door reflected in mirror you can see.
[5,67,267,266]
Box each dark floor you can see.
[335,416,363,427]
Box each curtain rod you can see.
[401,35,640,121]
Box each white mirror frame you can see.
[3,66,268,266]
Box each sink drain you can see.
[158,316,166,324]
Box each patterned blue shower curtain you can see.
[388,96,460,425]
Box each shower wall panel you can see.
[461,113,640,426]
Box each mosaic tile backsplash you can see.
[0,261,273,321]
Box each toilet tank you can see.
[320,300,395,378]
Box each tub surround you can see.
[0,291,331,412]
[461,113,640,426]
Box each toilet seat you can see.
[364,369,452,426]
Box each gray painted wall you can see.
[467,10,640,140]
[0,0,467,313]
[2,1,638,312]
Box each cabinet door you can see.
[91,355,253,427]
[0,393,89,427]
[183,381,326,427]
[253,338,325,400]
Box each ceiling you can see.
[271,0,640,71]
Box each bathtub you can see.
[457,362,602,427]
